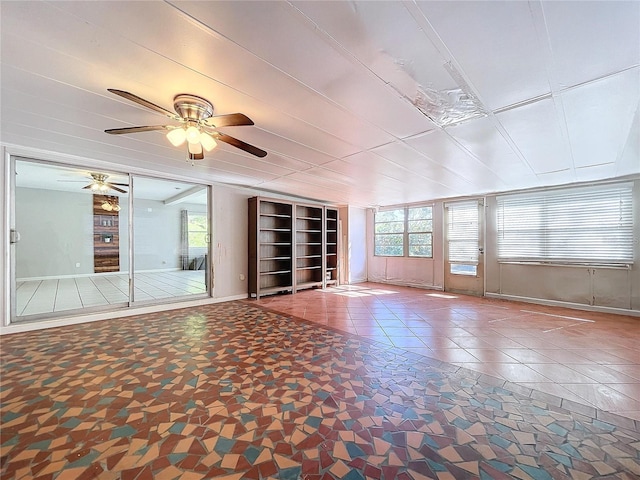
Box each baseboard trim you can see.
[485,292,640,317]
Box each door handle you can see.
[10,230,20,244]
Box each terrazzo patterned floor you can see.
[2,301,640,479]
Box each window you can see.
[188,212,208,248]
[446,201,479,275]
[497,183,633,265]
[408,207,433,257]
[374,209,404,256]
[374,206,433,257]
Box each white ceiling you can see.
[1,1,638,208]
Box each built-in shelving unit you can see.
[249,197,339,299]
[249,197,294,299]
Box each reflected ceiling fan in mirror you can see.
[104,89,267,161]
[83,173,128,194]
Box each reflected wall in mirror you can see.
[13,159,130,318]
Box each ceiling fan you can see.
[104,89,267,160]
[83,173,128,194]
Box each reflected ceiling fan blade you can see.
[204,113,254,128]
[107,89,176,118]
[214,132,267,158]
[105,125,169,135]
[109,185,127,194]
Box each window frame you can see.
[374,205,434,258]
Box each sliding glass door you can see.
[9,157,211,324]
[131,176,209,304]
[12,158,130,320]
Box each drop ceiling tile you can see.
[369,141,467,193]
[293,1,456,94]
[403,130,506,191]
[562,68,640,168]
[446,117,537,185]
[416,1,550,110]
[542,1,640,88]
[496,97,573,175]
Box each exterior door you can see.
[444,200,484,296]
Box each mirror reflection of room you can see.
[13,159,209,320]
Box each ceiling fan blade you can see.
[108,185,127,194]
[108,89,176,118]
[105,125,169,135]
[214,133,267,158]
[109,182,130,186]
[204,113,254,128]
[82,185,93,190]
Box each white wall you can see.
[211,185,250,299]
[366,202,445,290]
[132,199,202,271]
[15,188,94,278]
[347,206,367,283]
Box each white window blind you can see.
[497,184,633,265]
[447,201,479,264]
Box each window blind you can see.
[446,201,479,264]
[497,184,633,265]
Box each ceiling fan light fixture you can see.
[200,131,217,152]
[188,141,203,155]
[101,201,113,211]
[185,125,201,144]
[166,127,187,147]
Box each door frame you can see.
[443,199,485,296]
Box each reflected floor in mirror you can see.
[15,270,206,317]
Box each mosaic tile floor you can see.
[2,302,640,479]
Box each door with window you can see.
[444,200,484,295]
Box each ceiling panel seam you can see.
[528,0,577,180]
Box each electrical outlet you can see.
[75,263,80,268]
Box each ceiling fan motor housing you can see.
[173,94,214,121]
